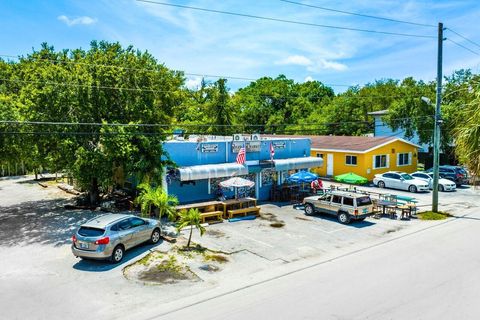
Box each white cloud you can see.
[304,76,314,82]
[308,58,348,72]
[58,15,97,26]
[185,77,203,90]
[277,55,347,72]
[276,55,312,66]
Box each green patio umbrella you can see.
[334,172,368,185]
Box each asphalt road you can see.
[153,207,480,320]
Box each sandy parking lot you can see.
[0,176,478,319]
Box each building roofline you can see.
[311,137,420,154]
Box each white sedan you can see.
[411,172,456,192]
[373,171,430,193]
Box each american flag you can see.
[236,146,246,165]
[270,142,275,161]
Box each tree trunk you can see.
[187,226,193,248]
[89,177,100,205]
[34,168,38,180]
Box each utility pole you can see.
[432,22,444,213]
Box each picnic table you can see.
[222,197,260,219]
[377,199,397,219]
[176,200,225,224]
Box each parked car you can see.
[303,191,374,224]
[72,214,161,263]
[411,171,456,192]
[373,171,429,193]
[425,165,469,186]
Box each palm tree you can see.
[135,183,178,220]
[454,96,480,179]
[176,208,205,248]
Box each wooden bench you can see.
[227,207,260,219]
[200,211,224,224]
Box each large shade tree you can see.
[0,41,185,203]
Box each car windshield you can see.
[401,174,414,180]
[356,196,372,206]
[78,227,105,237]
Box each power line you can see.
[0,77,175,94]
[0,54,353,88]
[136,0,436,39]
[279,0,436,28]
[0,54,258,82]
[0,116,431,128]
[1,77,433,101]
[446,28,480,49]
[446,38,480,56]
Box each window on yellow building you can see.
[346,155,357,166]
[374,155,388,169]
[397,152,411,166]
[316,153,324,167]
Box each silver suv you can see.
[303,191,374,224]
[71,214,161,263]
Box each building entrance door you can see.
[327,154,334,176]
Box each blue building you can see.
[162,135,322,204]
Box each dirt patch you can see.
[295,216,312,221]
[270,222,285,228]
[124,245,231,285]
[204,253,228,263]
[259,211,285,228]
[124,254,199,285]
[383,226,403,235]
[205,229,226,238]
[259,212,277,221]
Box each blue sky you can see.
[1,0,480,92]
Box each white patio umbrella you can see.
[219,177,255,199]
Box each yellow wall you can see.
[311,140,418,181]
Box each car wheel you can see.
[337,211,351,224]
[409,185,417,193]
[304,203,315,216]
[150,228,161,244]
[439,185,444,192]
[378,181,385,188]
[110,245,124,264]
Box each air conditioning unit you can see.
[233,134,244,142]
[251,133,261,141]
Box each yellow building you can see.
[308,136,419,181]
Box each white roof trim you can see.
[178,163,248,181]
[274,157,324,171]
[311,138,420,154]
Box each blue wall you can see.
[163,138,310,166]
[163,138,311,203]
[168,179,213,203]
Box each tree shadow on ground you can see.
[0,198,98,247]
[72,241,164,272]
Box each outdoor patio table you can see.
[377,200,397,218]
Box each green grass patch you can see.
[157,255,182,273]
[418,211,451,220]
[204,254,228,263]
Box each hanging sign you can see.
[232,141,261,152]
[201,143,219,153]
[272,141,286,149]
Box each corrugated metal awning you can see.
[274,157,323,171]
[178,163,248,181]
